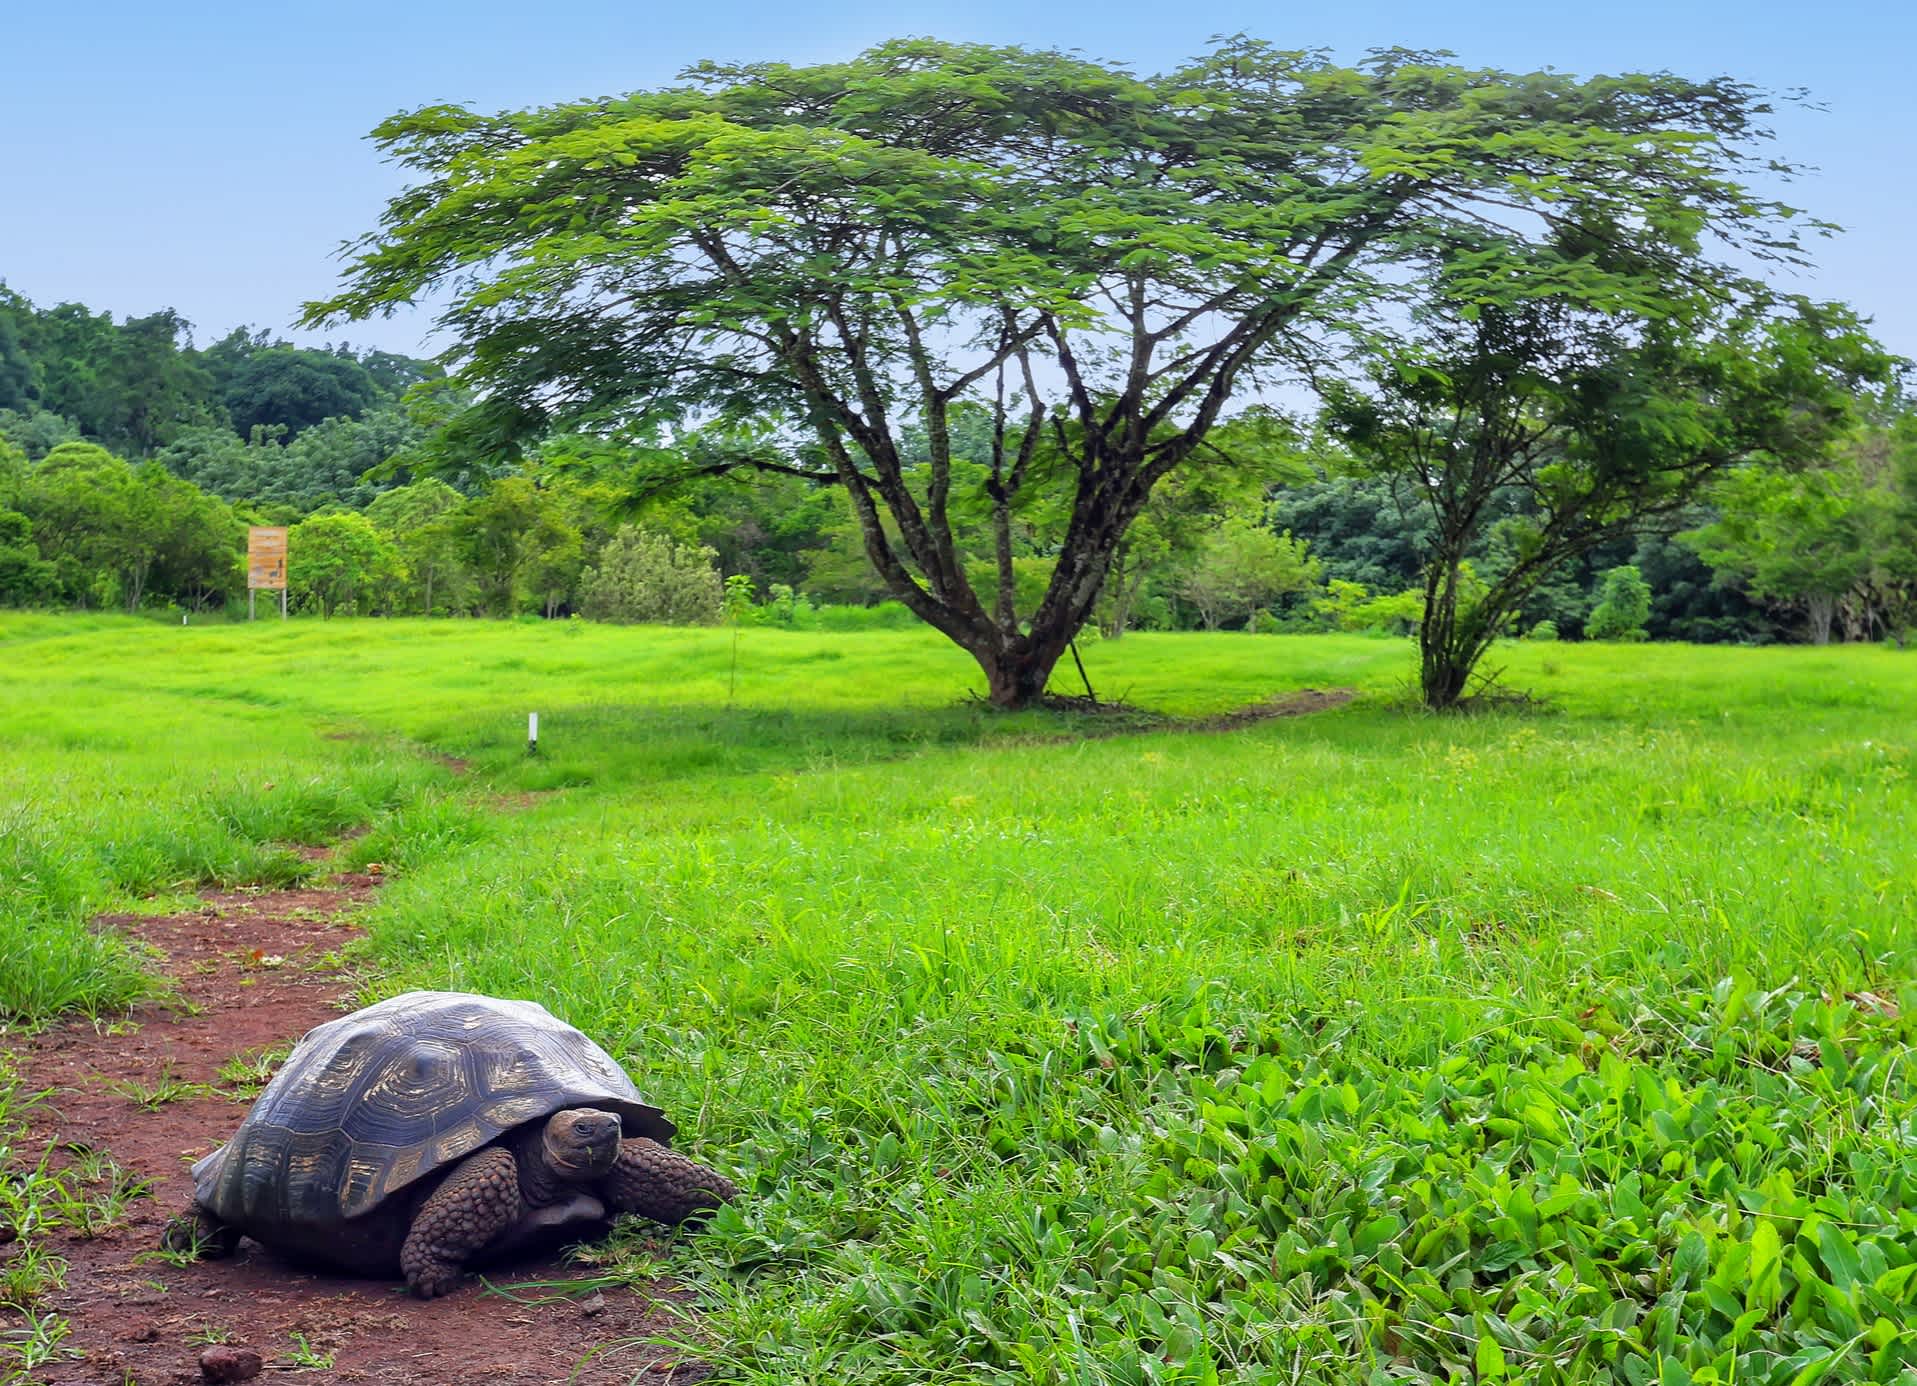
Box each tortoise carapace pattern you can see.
[165,991,737,1296]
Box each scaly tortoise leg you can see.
[399,1147,521,1298]
[160,1205,242,1259]
[600,1137,737,1225]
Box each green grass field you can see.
[4,613,1915,1384]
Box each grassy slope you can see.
[4,613,1916,1383]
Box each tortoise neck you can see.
[508,1125,574,1207]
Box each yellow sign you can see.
[247,527,288,590]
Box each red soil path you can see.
[8,871,704,1386]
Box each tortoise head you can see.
[541,1107,623,1181]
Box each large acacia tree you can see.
[308,38,1824,706]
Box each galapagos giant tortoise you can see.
[163,990,737,1297]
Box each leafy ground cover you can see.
[3,613,1914,1383]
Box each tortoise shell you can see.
[191,991,673,1256]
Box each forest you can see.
[5,281,1911,657]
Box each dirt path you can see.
[9,867,700,1386]
[1184,685,1357,731]
[1030,684,1359,738]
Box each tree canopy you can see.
[306,37,1833,705]
[0,286,439,460]
[1328,270,1889,706]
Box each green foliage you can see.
[1352,586,1427,637]
[157,406,423,513]
[759,583,816,629]
[1174,518,1321,631]
[452,475,582,616]
[307,37,1832,704]
[12,441,241,612]
[365,479,470,615]
[215,345,380,439]
[1314,579,1430,638]
[1587,566,1654,642]
[963,555,1058,621]
[1528,619,1561,642]
[0,406,80,461]
[800,507,899,608]
[1269,469,1430,596]
[288,511,403,616]
[0,507,55,605]
[579,526,724,626]
[0,297,221,454]
[1688,414,1917,645]
[1312,579,1377,633]
[0,288,438,487]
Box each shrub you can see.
[578,527,725,625]
[1528,619,1559,641]
[764,583,818,628]
[1587,565,1652,641]
[288,511,405,617]
[809,600,920,631]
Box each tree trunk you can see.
[1418,549,1487,711]
[1420,631,1473,711]
[978,651,1055,709]
[1838,588,1874,643]
[123,561,150,614]
[1107,566,1143,640]
[974,632,1074,710]
[1805,594,1836,645]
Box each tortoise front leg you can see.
[400,1147,521,1298]
[160,1205,241,1260]
[600,1138,737,1226]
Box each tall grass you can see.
[0,617,471,1020]
[357,662,1917,1383]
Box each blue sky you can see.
[2,0,1911,361]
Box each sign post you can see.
[247,527,288,619]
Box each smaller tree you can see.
[579,527,724,625]
[366,479,471,614]
[1585,565,1652,641]
[142,468,242,612]
[0,507,55,604]
[19,442,145,608]
[289,512,405,617]
[1174,517,1321,631]
[521,520,584,619]
[1687,463,1874,644]
[1329,269,1887,707]
[452,476,582,616]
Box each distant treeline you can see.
[0,284,1911,644]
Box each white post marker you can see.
[528,711,539,755]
